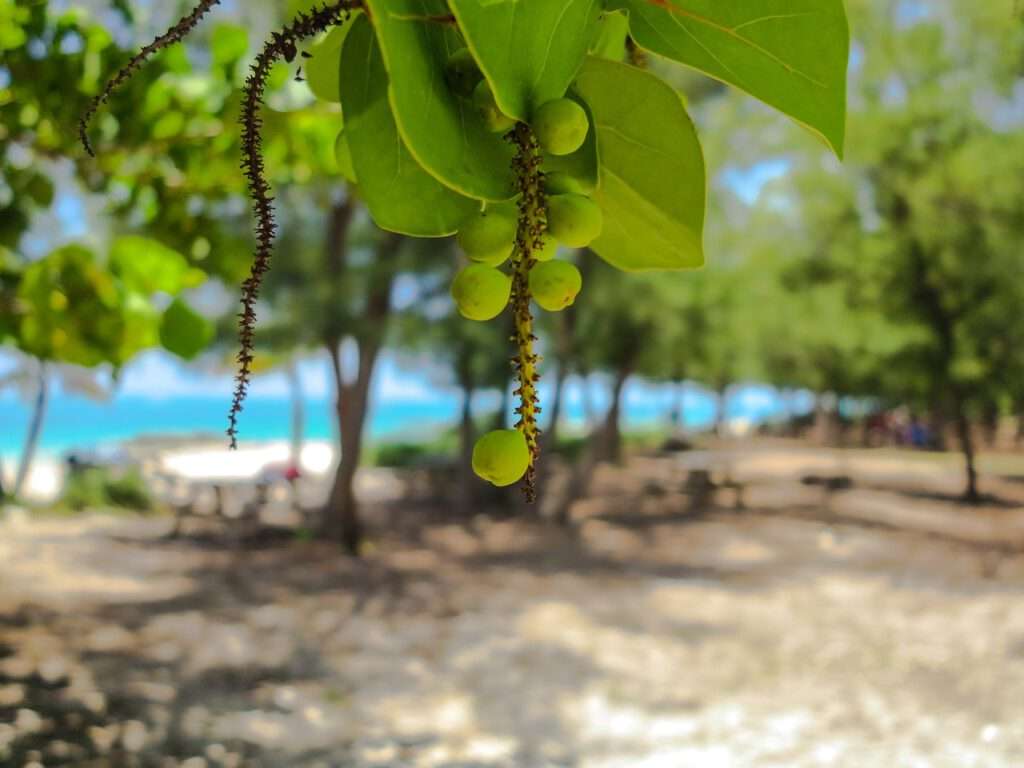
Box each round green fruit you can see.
[472,429,530,487]
[457,208,517,266]
[529,260,582,312]
[473,80,516,133]
[451,264,511,321]
[547,194,603,248]
[544,171,585,196]
[445,47,483,97]
[533,98,589,156]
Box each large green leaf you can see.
[17,245,131,366]
[448,0,600,121]
[304,14,359,105]
[609,0,848,157]
[340,15,477,236]
[363,0,515,201]
[590,10,630,61]
[210,22,249,67]
[159,298,213,361]
[574,57,705,271]
[109,235,203,295]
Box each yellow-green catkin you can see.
[508,122,547,501]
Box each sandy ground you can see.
[2,443,1024,767]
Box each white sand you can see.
[156,440,335,481]
[1,440,338,505]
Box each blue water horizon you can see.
[0,378,799,460]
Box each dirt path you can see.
[2,447,1024,766]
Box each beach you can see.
[2,443,1023,765]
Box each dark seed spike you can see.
[228,1,355,449]
[78,0,223,157]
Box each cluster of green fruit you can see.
[445,75,605,488]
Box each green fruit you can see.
[445,47,483,97]
[334,129,356,183]
[529,260,582,312]
[472,429,530,487]
[533,98,589,156]
[451,264,511,321]
[547,193,603,248]
[457,208,517,266]
[533,237,558,262]
[544,171,585,196]
[473,80,516,133]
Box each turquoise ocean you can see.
[0,381,792,459]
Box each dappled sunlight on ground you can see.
[2,444,1024,765]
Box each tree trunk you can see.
[542,360,568,456]
[13,363,48,500]
[323,335,382,554]
[317,197,399,554]
[492,383,510,431]
[285,359,304,470]
[457,383,476,515]
[980,402,999,449]
[953,392,979,502]
[715,384,731,437]
[535,359,568,507]
[811,393,829,444]
[928,400,949,451]
[669,380,686,433]
[579,368,598,430]
[600,367,629,464]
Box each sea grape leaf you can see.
[542,93,598,193]
[363,0,515,201]
[448,0,600,121]
[574,56,705,271]
[210,22,248,67]
[340,15,477,236]
[119,292,161,363]
[17,245,126,366]
[590,10,630,61]
[109,236,203,295]
[608,0,848,157]
[304,14,359,105]
[159,298,213,361]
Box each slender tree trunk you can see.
[715,384,730,437]
[669,380,686,433]
[457,383,476,515]
[492,384,510,431]
[286,359,304,470]
[953,392,979,502]
[535,359,569,508]
[980,402,999,449]
[811,393,829,444]
[542,360,568,456]
[579,367,597,430]
[552,369,620,526]
[324,335,383,553]
[600,367,629,464]
[929,400,949,451]
[317,198,399,554]
[13,363,48,500]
